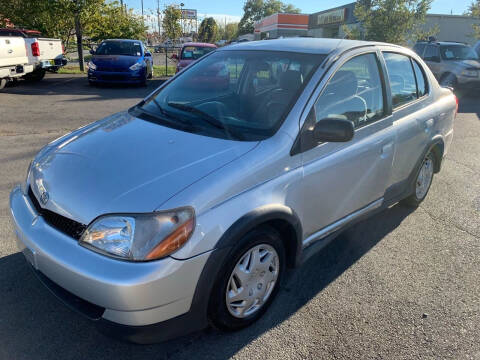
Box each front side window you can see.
[96,41,143,56]
[314,53,385,129]
[181,46,215,60]
[133,50,324,141]
[383,52,418,108]
[440,44,479,61]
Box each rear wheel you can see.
[402,151,435,207]
[208,226,285,331]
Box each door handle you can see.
[380,142,393,157]
[8,49,13,54]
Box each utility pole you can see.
[141,0,144,24]
[180,3,184,37]
[157,0,161,40]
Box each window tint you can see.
[383,52,417,108]
[314,53,384,128]
[423,45,439,61]
[413,43,426,57]
[412,60,427,97]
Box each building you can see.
[253,4,480,45]
[254,13,309,40]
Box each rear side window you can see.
[423,45,440,61]
[383,52,418,109]
[314,53,384,128]
[413,43,426,57]
[412,60,428,97]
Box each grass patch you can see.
[153,65,176,77]
[58,66,85,74]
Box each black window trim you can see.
[381,51,431,113]
[291,49,390,156]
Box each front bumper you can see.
[88,69,145,83]
[9,186,211,327]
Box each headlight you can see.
[79,207,195,261]
[461,69,478,77]
[129,62,143,71]
[88,61,96,70]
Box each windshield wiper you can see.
[167,102,226,131]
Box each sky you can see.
[124,0,473,22]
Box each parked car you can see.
[413,40,480,89]
[87,39,153,86]
[10,38,456,344]
[173,42,217,73]
[474,40,480,58]
[0,28,66,81]
[0,35,35,89]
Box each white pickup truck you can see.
[0,28,66,81]
[0,36,34,89]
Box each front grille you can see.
[28,186,87,240]
[96,66,129,72]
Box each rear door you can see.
[297,50,395,240]
[381,51,434,194]
[0,37,28,67]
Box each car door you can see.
[297,51,395,242]
[381,51,435,195]
[423,44,442,78]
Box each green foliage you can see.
[224,23,239,41]
[162,5,182,40]
[198,17,218,43]
[467,0,480,39]
[238,0,300,35]
[84,2,147,42]
[348,0,433,45]
[0,0,146,47]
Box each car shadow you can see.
[2,74,167,101]
[0,203,414,360]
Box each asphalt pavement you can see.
[0,74,479,360]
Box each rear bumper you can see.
[9,186,210,328]
[0,64,34,79]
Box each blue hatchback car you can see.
[87,39,153,85]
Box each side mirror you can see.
[313,118,354,143]
[89,49,95,55]
[171,53,178,60]
[145,52,152,57]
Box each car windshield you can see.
[133,50,324,141]
[181,46,215,60]
[440,45,479,60]
[96,41,142,56]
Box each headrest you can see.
[328,70,358,98]
[280,70,302,91]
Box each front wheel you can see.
[402,151,435,207]
[440,73,457,89]
[208,226,285,331]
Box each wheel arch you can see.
[429,136,444,173]
[214,204,303,269]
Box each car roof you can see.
[104,39,142,43]
[218,38,395,54]
[417,41,469,46]
[183,42,217,48]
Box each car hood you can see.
[92,55,140,69]
[450,59,480,69]
[29,112,258,225]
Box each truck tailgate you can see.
[37,38,63,61]
[0,37,28,67]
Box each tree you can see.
[346,0,433,45]
[162,5,182,40]
[238,0,300,35]
[467,0,480,38]
[224,22,239,41]
[198,17,218,43]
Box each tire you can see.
[440,73,457,89]
[208,226,285,331]
[0,78,7,90]
[24,69,46,82]
[402,151,436,208]
[147,67,153,79]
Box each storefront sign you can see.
[317,8,346,25]
[181,9,197,20]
